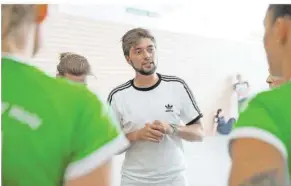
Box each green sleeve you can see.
[230,96,287,158]
[65,89,129,180]
[235,98,279,134]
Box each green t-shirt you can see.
[229,82,291,176]
[2,56,129,186]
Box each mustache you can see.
[142,61,154,65]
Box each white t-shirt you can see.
[108,73,202,186]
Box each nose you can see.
[266,75,272,84]
[143,51,151,59]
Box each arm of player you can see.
[229,138,288,186]
[178,80,204,141]
[228,98,289,186]
[64,89,130,186]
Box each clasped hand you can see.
[136,120,173,143]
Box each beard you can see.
[131,61,157,76]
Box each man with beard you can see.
[107,28,204,186]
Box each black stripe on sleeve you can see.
[107,81,131,105]
[161,74,202,115]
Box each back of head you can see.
[2,5,35,37]
[2,5,36,52]
[2,4,47,56]
[267,5,291,80]
[57,52,91,76]
[268,4,291,23]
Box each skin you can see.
[266,74,285,88]
[229,7,291,186]
[125,38,203,143]
[2,5,112,186]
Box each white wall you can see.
[34,5,269,186]
[57,3,268,43]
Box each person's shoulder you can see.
[107,80,132,103]
[242,83,291,117]
[160,74,186,83]
[160,74,194,94]
[36,72,99,108]
[58,79,97,102]
[230,84,290,157]
[160,74,190,88]
[254,82,291,104]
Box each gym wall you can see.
[35,5,268,130]
[33,5,269,186]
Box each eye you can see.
[148,48,154,53]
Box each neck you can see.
[2,38,30,58]
[283,36,291,81]
[283,58,291,81]
[2,50,27,58]
[134,73,159,88]
[2,24,36,59]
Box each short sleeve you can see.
[108,95,135,134]
[229,97,287,158]
[179,81,203,125]
[107,95,123,131]
[64,90,129,180]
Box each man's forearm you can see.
[176,123,204,142]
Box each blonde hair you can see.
[1,5,35,40]
[57,52,91,76]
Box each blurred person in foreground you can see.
[228,4,291,186]
[2,4,129,186]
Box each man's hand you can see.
[152,120,173,135]
[135,123,164,143]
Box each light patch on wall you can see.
[125,7,160,18]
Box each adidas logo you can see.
[165,104,173,112]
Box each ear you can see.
[274,17,288,45]
[125,55,131,65]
